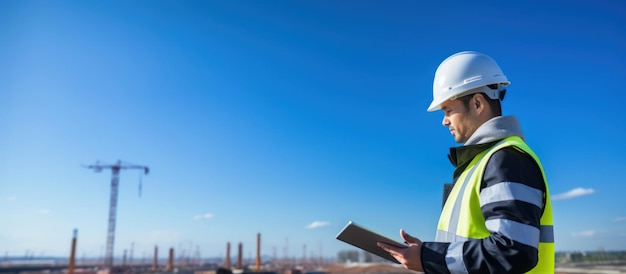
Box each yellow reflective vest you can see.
[436,136,554,273]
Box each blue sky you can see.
[1,0,625,260]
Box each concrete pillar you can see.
[236,242,242,269]
[256,233,261,271]
[225,242,231,269]
[68,229,78,274]
[152,246,158,272]
[167,248,174,272]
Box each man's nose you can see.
[442,116,450,127]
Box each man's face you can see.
[440,97,481,144]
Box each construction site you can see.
[0,160,333,274]
[3,249,626,274]
[0,232,334,274]
[3,160,625,274]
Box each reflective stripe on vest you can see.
[436,136,554,274]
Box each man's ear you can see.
[471,94,481,109]
[472,93,486,114]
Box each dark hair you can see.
[458,85,503,116]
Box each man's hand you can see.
[377,229,424,272]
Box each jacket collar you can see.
[448,116,525,180]
[465,115,524,146]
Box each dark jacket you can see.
[421,116,547,274]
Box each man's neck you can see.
[463,116,524,146]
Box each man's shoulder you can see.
[490,145,536,166]
[483,145,546,190]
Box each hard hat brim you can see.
[427,100,443,112]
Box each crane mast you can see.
[85,160,149,268]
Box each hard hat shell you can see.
[427,51,510,112]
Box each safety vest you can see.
[436,136,554,273]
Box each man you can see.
[378,51,554,273]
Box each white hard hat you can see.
[427,51,510,112]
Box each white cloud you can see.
[6,196,17,201]
[38,209,51,215]
[552,187,594,200]
[612,216,626,223]
[194,213,214,220]
[306,221,330,229]
[572,230,596,237]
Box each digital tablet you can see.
[335,221,407,264]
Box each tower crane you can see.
[85,160,149,268]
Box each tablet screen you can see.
[335,221,407,264]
